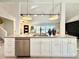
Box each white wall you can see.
[67,15,79,23]
[0,3,15,21]
[0,24,7,38]
[2,19,14,36]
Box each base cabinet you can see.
[51,38,62,57]
[4,38,15,57]
[41,38,51,57]
[30,38,41,56]
[30,37,77,57]
[30,38,51,57]
[61,39,68,57]
[67,38,77,57]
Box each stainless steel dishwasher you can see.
[15,37,30,57]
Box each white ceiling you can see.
[0,0,79,23]
[0,2,19,20]
[21,2,60,14]
[66,3,79,20]
[0,3,19,17]
[1,0,79,3]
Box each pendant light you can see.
[49,0,58,20]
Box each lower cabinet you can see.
[4,38,15,57]
[51,38,62,57]
[41,38,51,57]
[30,38,41,56]
[30,38,51,57]
[30,38,62,57]
[62,38,77,57]
[30,38,77,57]
[67,38,77,57]
[62,38,68,57]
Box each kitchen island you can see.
[4,35,77,57]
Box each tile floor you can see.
[0,41,79,59]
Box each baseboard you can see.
[4,56,16,58]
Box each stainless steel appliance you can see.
[15,37,30,57]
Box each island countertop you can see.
[4,34,77,38]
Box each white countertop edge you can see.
[4,36,77,39]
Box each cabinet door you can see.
[15,40,24,56]
[51,38,61,56]
[62,39,68,57]
[67,38,77,57]
[41,38,51,57]
[4,38,15,57]
[30,38,41,56]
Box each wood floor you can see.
[0,41,79,59]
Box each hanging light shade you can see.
[22,15,32,21]
[49,15,59,20]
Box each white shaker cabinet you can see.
[51,38,61,57]
[4,38,15,57]
[59,38,77,57]
[30,38,51,57]
[67,38,77,57]
[62,39,68,57]
[30,37,77,57]
[30,38,41,57]
[41,38,51,57]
